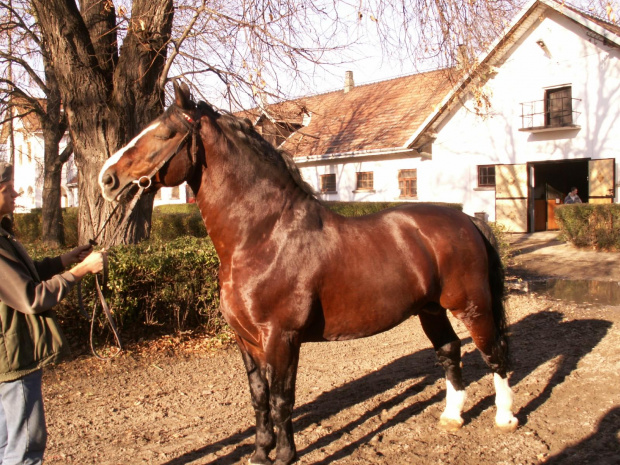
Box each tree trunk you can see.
[31,0,174,246]
[41,139,64,247]
[39,61,67,247]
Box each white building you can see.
[0,109,78,212]
[0,106,192,211]
[247,0,619,232]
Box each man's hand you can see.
[61,244,94,268]
[68,249,108,280]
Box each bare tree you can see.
[27,0,173,245]
[6,0,619,245]
[0,0,71,246]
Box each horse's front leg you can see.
[265,332,301,465]
[236,337,276,465]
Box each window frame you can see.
[545,86,573,127]
[355,171,374,191]
[320,173,337,193]
[478,165,496,188]
[398,169,418,198]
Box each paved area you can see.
[506,231,620,282]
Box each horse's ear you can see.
[173,80,193,110]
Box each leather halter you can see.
[94,106,201,246]
[82,107,201,360]
[134,107,200,191]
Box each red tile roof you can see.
[562,2,620,36]
[246,68,457,158]
[0,98,47,144]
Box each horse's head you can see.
[99,81,201,202]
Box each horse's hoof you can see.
[439,416,464,431]
[496,416,519,433]
[249,456,272,465]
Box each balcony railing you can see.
[519,98,581,132]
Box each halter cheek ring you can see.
[134,176,152,189]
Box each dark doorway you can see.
[530,159,589,231]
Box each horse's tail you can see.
[469,216,510,374]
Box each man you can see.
[564,187,582,204]
[0,162,106,464]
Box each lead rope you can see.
[79,108,199,360]
[78,184,147,360]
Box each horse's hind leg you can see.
[236,337,276,465]
[419,307,466,431]
[451,297,518,432]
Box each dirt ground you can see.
[42,233,620,465]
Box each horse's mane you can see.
[206,104,319,202]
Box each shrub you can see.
[487,221,512,266]
[14,204,206,246]
[326,201,462,217]
[555,203,620,251]
[27,237,224,342]
[63,208,79,246]
[151,204,206,240]
[12,210,42,243]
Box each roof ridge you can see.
[269,66,455,105]
[561,1,619,28]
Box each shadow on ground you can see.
[162,310,612,465]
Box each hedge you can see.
[19,200,488,346]
[14,205,207,247]
[325,201,463,216]
[27,236,226,345]
[555,203,620,251]
[14,202,463,246]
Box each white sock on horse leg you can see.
[493,373,518,431]
[440,379,466,429]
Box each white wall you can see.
[153,182,191,207]
[299,155,426,202]
[430,10,620,219]
[297,9,620,219]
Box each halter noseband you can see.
[132,106,201,189]
[94,106,201,247]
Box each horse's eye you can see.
[155,128,174,140]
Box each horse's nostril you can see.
[102,174,114,186]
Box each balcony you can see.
[519,98,581,133]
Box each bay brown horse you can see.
[99,82,518,465]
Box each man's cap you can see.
[0,163,13,184]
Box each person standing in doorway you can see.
[0,162,107,464]
[564,187,582,204]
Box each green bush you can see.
[14,204,206,245]
[13,207,79,246]
[555,203,620,251]
[151,203,206,240]
[12,210,42,243]
[326,201,462,217]
[487,221,512,266]
[63,207,79,246]
[28,237,224,339]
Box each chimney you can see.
[344,71,354,93]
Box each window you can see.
[320,174,336,193]
[398,169,417,198]
[478,165,496,187]
[356,171,374,191]
[546,87,572,127]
